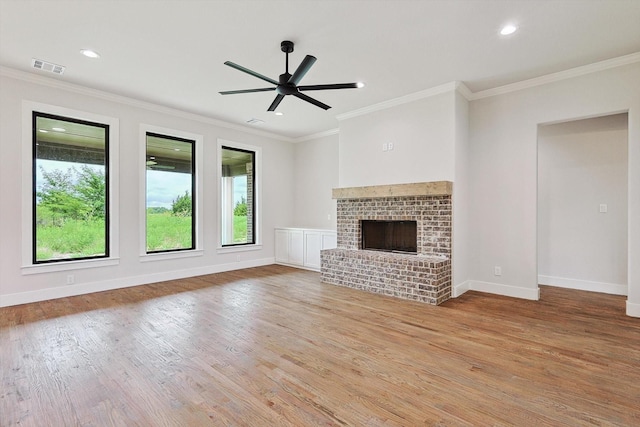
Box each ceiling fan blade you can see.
[298,83,361,91]
[224,61,279,86]
[267,94,285,111]
[219,87,276,95]
[293,92,331,110]
[288,55,317,85]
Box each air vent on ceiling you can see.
[31,58,65,75]
[245,118,265,126]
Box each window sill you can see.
[216,244,263,255]
[140,249,204,263]
[21,257,120,275]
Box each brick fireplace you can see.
[321,182,452,305]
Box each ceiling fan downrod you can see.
[281,40,294,75]
[277,40,297,95]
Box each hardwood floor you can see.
[1,265,639,426]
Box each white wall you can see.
[338,91,456,187]
[291,133,339,230]
[468,62,640,315]
[0,71,294,306]
[538,114,628,294]
[452,90,470,292]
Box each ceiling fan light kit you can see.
[220,40,363,111]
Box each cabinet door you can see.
[275,229,290,263]
[304,231,322,270]
[321,232,337,250]
[288,230,304,265]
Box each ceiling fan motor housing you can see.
[277,73,297,95]
[281,40,294,53]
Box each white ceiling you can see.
[1,0,639,140]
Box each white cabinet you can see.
[275,229,303,265]
[275,228,337,271]
[289,230,305,265]
[274,229,290,263]
[304,231,322,270]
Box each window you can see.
[32,112,110,264]
[220,145,256,246]
[145,132,195,253]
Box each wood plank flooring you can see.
[1,265,639,426]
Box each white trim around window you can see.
[21,101,120,274]
[139,124,203,262]
[216,139,262,253]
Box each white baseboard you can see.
[538,275,627,296]
[1,257,275,307]
[274,261,321,273]
[452,280,471,297]
[627,301,640,318]
[451,279,539,300]
[467,280,540,300]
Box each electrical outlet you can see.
[494,266,502,276]
[599,204,608,213]
[327,213,331,220]
[388,142,394,150]
[66,274,75,285]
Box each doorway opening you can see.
[537,113,628,295]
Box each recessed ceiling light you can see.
[356,82,365,88]
[500,24,518,35]
[275,112,283,116]
[80,49,100,59]
[52,127,66,132]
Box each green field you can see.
[36,219,106,261]
[35,211,249,260]
[233,215,248,243]
[146,212,193,251]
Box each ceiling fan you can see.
[219,40,364,111]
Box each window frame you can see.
[144,131,196,254]
[217,139,262,253]
[221,145,255,247]
[21,102,120,274]
[139,124,203,262]
[32,111,111,264]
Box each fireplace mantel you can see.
[332,181,452,200]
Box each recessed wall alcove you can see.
[321,182,452,305]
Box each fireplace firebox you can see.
[361,220,417,254]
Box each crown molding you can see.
[469,52,640,100]
[336,81,461,121]
[0,66,294,142]
[454,81,474,101]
